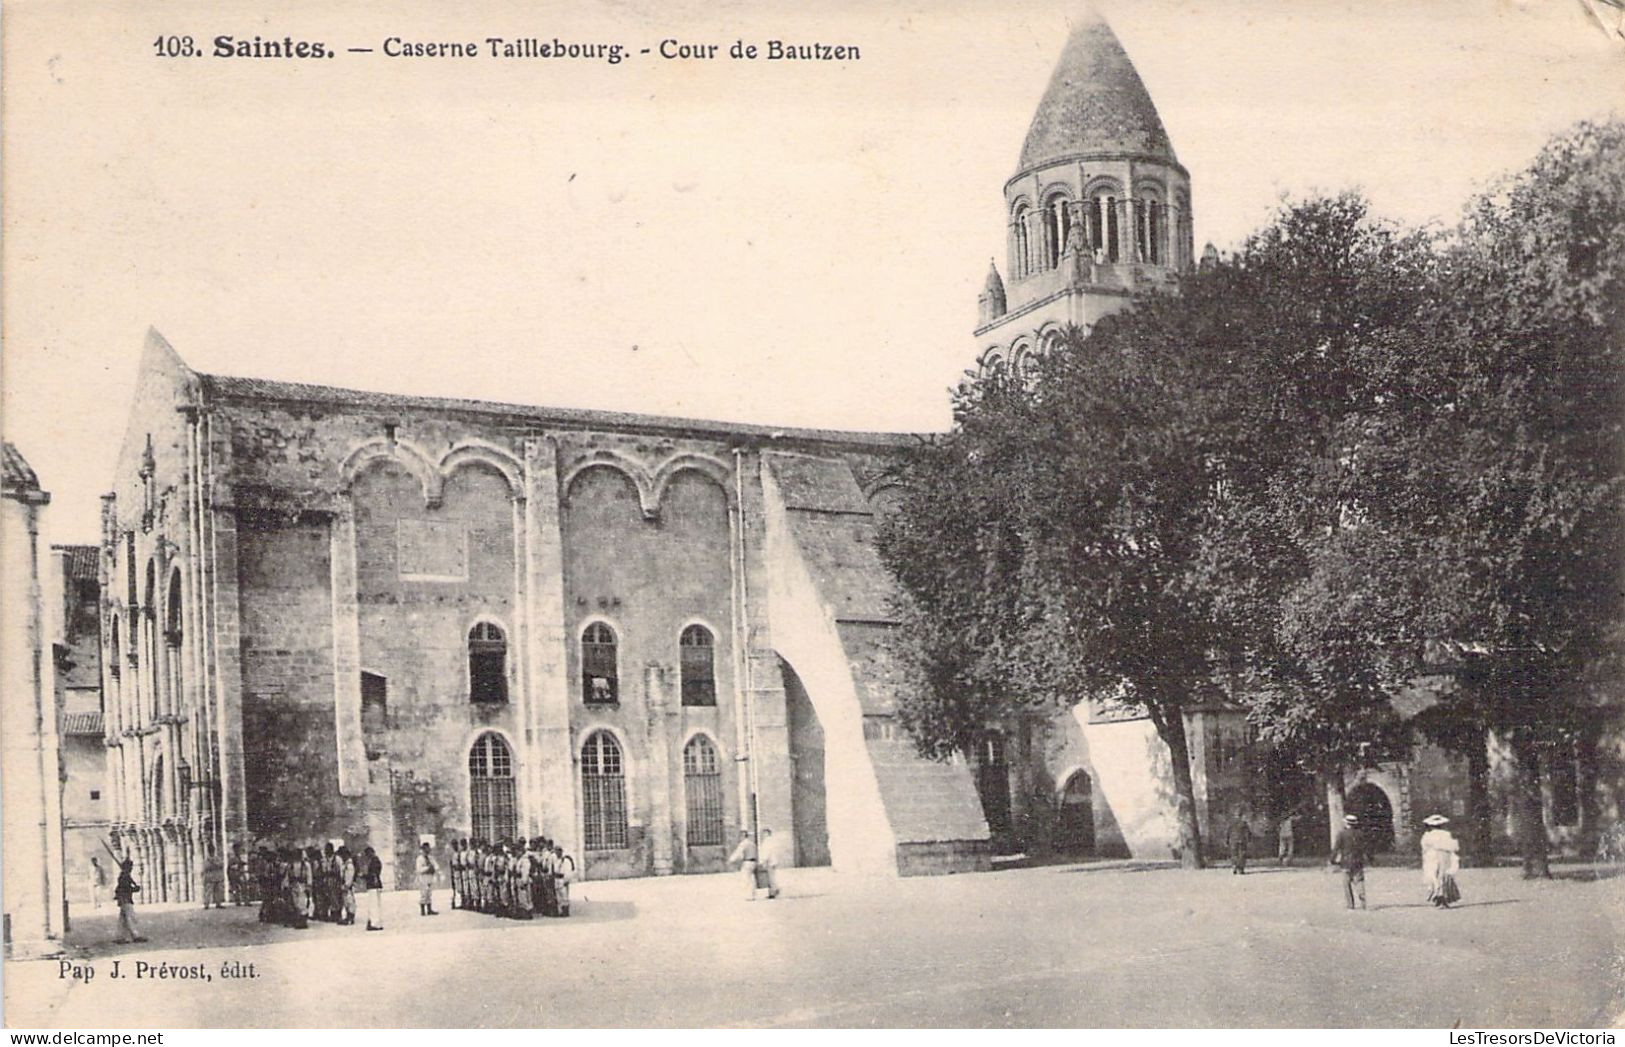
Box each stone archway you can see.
[1056,770,1096,855]
[1346,781,1396,853]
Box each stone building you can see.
[52,545,112,908]
[2,443,66,956]
[98,331,990,892]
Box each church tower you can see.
[974,10,1193,372]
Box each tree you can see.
[1372,120,1625,876]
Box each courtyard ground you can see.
[4,858,1621,1028]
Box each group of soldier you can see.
[449,838,575,919]
[249,842,389,930]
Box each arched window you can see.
[683,735,725,846]
[582,622,618,704]
[1043,200,1061,269]
[1089,192,1121,262]
[1134,190,1164,265]
[468,732,517,842]
[680,624,716,706]
[581,731,628,850]
[468,622,508,704]
[1012,204,1031,279]
[109,617,122,680]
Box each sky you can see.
[4,0,1622,543]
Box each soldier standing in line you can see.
[416,841,440,917]
[513,842,534,920]
[552,842,574,917]
[450,840,464,910]
[361,845,385,931]
[336,845,357,925]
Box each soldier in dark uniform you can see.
[1330,813,1370,910]
[1228,812,1252,875]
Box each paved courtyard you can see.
[5,859,1622,1028]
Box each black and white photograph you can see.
[2,0,1622,1031]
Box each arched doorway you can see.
[780,658,830,867]
[1056,770,1096,855]
[1346,782,1395,853]
[468,732,517,843]
[975,733,1015,853]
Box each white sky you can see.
[4,0,1622,543]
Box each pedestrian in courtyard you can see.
[1331,813,1369,911]
[88,855,107,910]
[113,857,147,944]
[1277,813,1296,866]
[1420,814,1462,908]
[202,847,226,909]
[1228,813,1251,875]
[228,845,247,905]
[728,828,759,901]
[416,841,440,917]
[759,828,782,899]
[361,845,385,931]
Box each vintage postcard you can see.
[3,0,1622,1031]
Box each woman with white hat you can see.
[1420,814,1462,908]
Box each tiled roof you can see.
[202,373,921,449]
[1017,12,1178,173]
[2,442,40,493]
[54,544,99,583]
[62,712,104,736]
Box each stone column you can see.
[644,664,676,875]
[330,502,366,797]
[735,452,794,854]
[524,437,577,858]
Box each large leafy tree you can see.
[879,194,1433,868]
[1367,120,1625,876]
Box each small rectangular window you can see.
[470,652,507,704]
[90,790,101,801]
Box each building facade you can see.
[99,332,991,893]
[2,444,67,956]
[53,545,112,909]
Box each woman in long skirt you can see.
[1420,814,1462,908]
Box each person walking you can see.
[361,845,385,931]
[1330,813,1369,910]
[759,828,782,899]
[728,829,759,901]
[1277,813,1297,866]
[202,847,226,909]
[415,841,440,917]
[1420,814,1462,908]
[1228,813,1251,875]
[113,858,147,943]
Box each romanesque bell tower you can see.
[975,9,1193,371]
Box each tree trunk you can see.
[1152,708,1205,869]
[1463,730,1494,868]
[1510,731,1550,879]
[1325,768,1347,854]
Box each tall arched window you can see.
[680,624,716,707]
[683,735,725,846]
[468,622,508,703]
[1089,192,1120,262]
[1043,199,1062,269]
[468,732,517,842]
[581,731,628,850]
[582,622,618,704]
[1012,204,1031,279]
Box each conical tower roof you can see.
[1017,11,1178,173]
